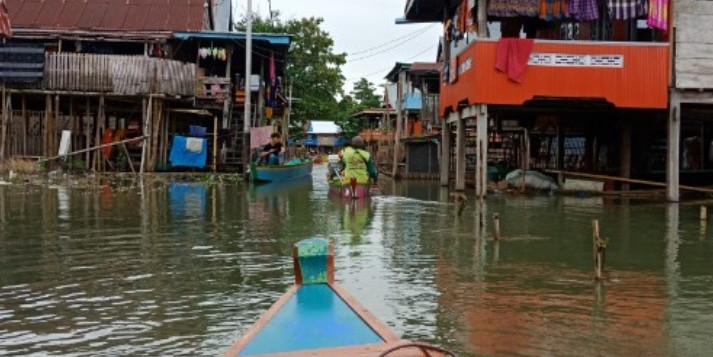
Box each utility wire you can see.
[347,26,435,62]
[346,25,435,56]
[345,45,436,82]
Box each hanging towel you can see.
[607,0,647,20]
[495,38,534,83]
[186,137,204,154]
[647,0,668,31]
[488,0,540,17]
[567,0,599,21]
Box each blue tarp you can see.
[169,136,208,168]
[403,92,422,111]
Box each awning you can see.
[173,31,291,46]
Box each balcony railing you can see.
[440,39,670,115]
[42,53,196,96]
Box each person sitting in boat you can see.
[338,136,378,184]
[259,133,285,165]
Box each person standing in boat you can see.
[338,136,378,185]
[259,133,285,165]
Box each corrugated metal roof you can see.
[307,121,341,135]
[7,0,205,32]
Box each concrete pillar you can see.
[476,105,489,198]
[440,122,451,187]
[455,112,466,191]
[619,118,632,191]
[667,91,681,202]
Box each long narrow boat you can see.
[328,178,371,199]
[225,238,453,357]
[250,159,313,183]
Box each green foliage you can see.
[236,12,346,139]
[335,78,382,140]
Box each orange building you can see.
[400,0,713,200]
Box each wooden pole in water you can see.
[700,206,707,221]
[493,213,501,241]
[213,115,218,172]
[593,219,605,280]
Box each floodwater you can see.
[0,165,711,357]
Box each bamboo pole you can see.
[546,169,713,194]
[121,143,136,174]
[593,219,607,281]
[38,136,147,163]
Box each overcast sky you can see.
[233,0,441,94]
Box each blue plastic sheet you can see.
[169,136,208,168]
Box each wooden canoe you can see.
[328,179,371,199]
[250,159,313,183]
[225,238,453,357]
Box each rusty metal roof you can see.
[7,0,205,32]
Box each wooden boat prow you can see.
[225,238,452,357]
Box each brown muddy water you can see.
[0,165,711,356]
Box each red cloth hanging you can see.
[495,38,534,83]
[0,0,12,38]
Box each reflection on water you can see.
[0,165,712,356]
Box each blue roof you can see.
[173,32,291,46]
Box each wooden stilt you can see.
[392,71,405,179]
[493,213,501,241]
[667,90,681,202]
[455,113,465,191]
[140,97,151,173]
[85,96,90,168]
[476,105,488,198]
[440,122,451,187]
[148,97,162,171]
[619,119,632,191]
[0,84,7,161]
[213,115,218,172]
[701,206,708,221]
[21,95,27,156]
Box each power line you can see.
[347,26,435,62]
[346,25,435,56]
[345,45,437,82]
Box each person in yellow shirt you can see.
[338,136,378,185]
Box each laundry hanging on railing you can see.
[567,0,600,21]
[647,0,668,31]
[540,0,567,21]
[488,0,540,18]
[607,0,648,20]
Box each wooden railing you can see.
[43,53,196,96]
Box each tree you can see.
[235,13,346,139]
[351,78,381,110]
[334,78,382,139]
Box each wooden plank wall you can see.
[675,1,713,89]
[43,54,196,96]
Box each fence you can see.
[43,53,196,96]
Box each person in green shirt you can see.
[338,136,378,185]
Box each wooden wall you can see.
[675,0,713,89]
